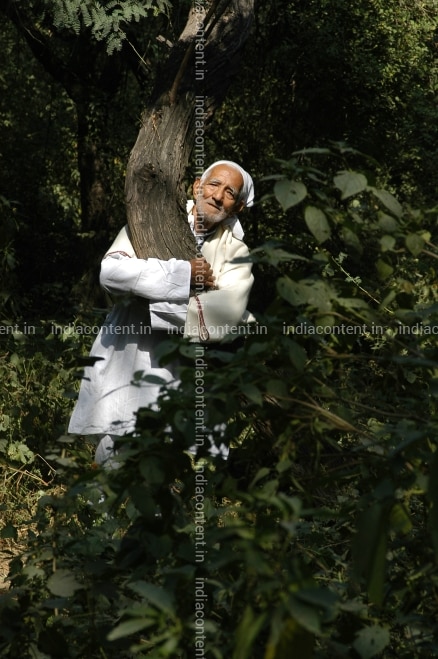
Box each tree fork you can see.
[125,0,254,261]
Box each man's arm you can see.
[99,225,218,333]
[100,253,191,302]
[100,224,213,302]
[100,252,215,332]
[184,239,254,341]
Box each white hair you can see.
[200,160,255,207]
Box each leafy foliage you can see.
[45,0,171,53]
[209,0,438,248]
[1,1,438,657]
[1,151,438,657]
[0,325,86,471]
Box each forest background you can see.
[1,1,438,657]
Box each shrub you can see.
[1,148,438,657]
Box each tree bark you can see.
[125,0,255,261]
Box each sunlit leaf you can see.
[377,212,399,233]
[389,503,413,535]
[380,235,396,252]
[370,188,403,218]
[334,170,367,199]
[353,625,390,659]
[341,226,363,252]
[107,617,155,641]
[277,277,333,311]
[304,206,331,243]
[47,570,83,597]
[129,581,175,614]
[274,179,307,210]
[375,259,394,280]
[405,233,425,256]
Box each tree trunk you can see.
[125,0,255,261]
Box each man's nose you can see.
[212,188,224,204]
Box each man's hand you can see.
[190,257,215,289]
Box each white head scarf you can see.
[200,160,255,208]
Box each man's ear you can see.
[235,201,245,213]
[193,178,201,197]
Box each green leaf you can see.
[288,341,307,372]
[139,457,165,485]
[375,259,394,281]
[370,188,403,218]
[297,587,339,612]
[277,277,333,311]
[38,628,70,657]
[0,523,17,540]
[341,226,363,252]
[427,452,438,560]
[333,170,367,199]
[377,212,399,233]
[337,297,369,310]
[128,484,157,517]
[287,595,321,635]
[304,206,331,243]
[277,277,309,306]
[129,581,175,615]
[233,606,267,659]
[107,617,155,641]
[292,147,331,155]
[241,383,263,406]
[405,233,425,256]
[274,179,307,210]
[389,503,413,535]
[47,569,83,597]
[265,616,314,659]
[249,467,271,488]
[265,378,289,398]
[368,530,387,606]
[353,502,387,605]
[353,625,390,659]
[153,340,179,362]
[379,235,396,252]
[7,442,35,464]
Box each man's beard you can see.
[195,197,229,230]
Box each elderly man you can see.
[68,160,255,465]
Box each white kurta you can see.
[68,218,253,437]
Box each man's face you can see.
[193,165,244,231]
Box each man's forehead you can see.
[205,165,243,189]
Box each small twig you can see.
[332,257,389,310]
[338,397,428,424]
[422,249,438,260]
[1,463,51,487]
[125,38,151,74]
[285,395,370,438]
[35,453,57,477]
